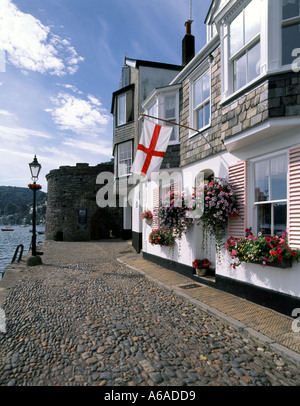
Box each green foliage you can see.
[0,186,46,224]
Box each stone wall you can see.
[179,46,225,168]
[221,72,300,142]
[179,43,300,162]
[45,161,122,242]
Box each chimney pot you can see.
[182,19,195,66]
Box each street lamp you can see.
[29,155,41,257]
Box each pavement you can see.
[117,248,300,367]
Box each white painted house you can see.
[134,0,300,316]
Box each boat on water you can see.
[1,228,14,231]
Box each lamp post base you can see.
[26,255,42,267]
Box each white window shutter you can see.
[288,146,300,248]
[228,161,247,239]
[152,187,160,230]
[171,181,182,196]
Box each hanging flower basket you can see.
[158,191,191,239]
[28,183,42,191]
[192,178,239,250]
[141,210,153,225]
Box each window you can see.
[193,70,210,131]
[143,85,180,144]
[117,90,133,126]
[229,0,261,91]
[164,95,177,142]
[116,141,132,177]
[254,154,287,236]
[282,0,300,66]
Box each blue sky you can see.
[0,0,212,190]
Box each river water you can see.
[0,225,45,279]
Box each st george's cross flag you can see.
[131,118,173,177]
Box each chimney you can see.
[182,19,195,66]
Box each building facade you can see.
[138,0,300,316]
[111,57,182,251]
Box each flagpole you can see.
[139,113,217,153]
[140,113,200,132]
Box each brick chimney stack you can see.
[182,19,195,66]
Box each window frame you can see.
[250,151,288,237]
[115,140,133,178]
[229,0,261,93]
[116,89,134,127]
[189,65,211,137]
[281,0,300,68]
[219,0,267,102]
[142,85,180,145]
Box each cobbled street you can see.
[0,240,300,386]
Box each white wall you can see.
[217,250,300,298]
[142,152,236,267]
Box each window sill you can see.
[168,141,180,146]
[115,121,134,129]
[220,65,297,107]
[220,73,266,106]
[189,123,211,139]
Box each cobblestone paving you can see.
[0,240,300,386]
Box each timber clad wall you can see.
[288,147,300,249]
[228,161,247,239]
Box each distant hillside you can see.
[0,186,46,225]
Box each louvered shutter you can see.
[288,146,300,248]
[171,181,182,199]
[152,187,160,230]
[228,161,247,239]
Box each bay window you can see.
[254,154,288,236]
[142,85,180,144]
[282,0,300,66]
[230,0,261,92]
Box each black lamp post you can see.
[29,155,41,256]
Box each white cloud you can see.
[46,92,112,136]
[62,138,112,157]
[0,0,84,75]
[0,109,16,120]
[0,125,53,141]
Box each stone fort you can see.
[45,161,127,242]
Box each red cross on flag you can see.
[131,118,173,177]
